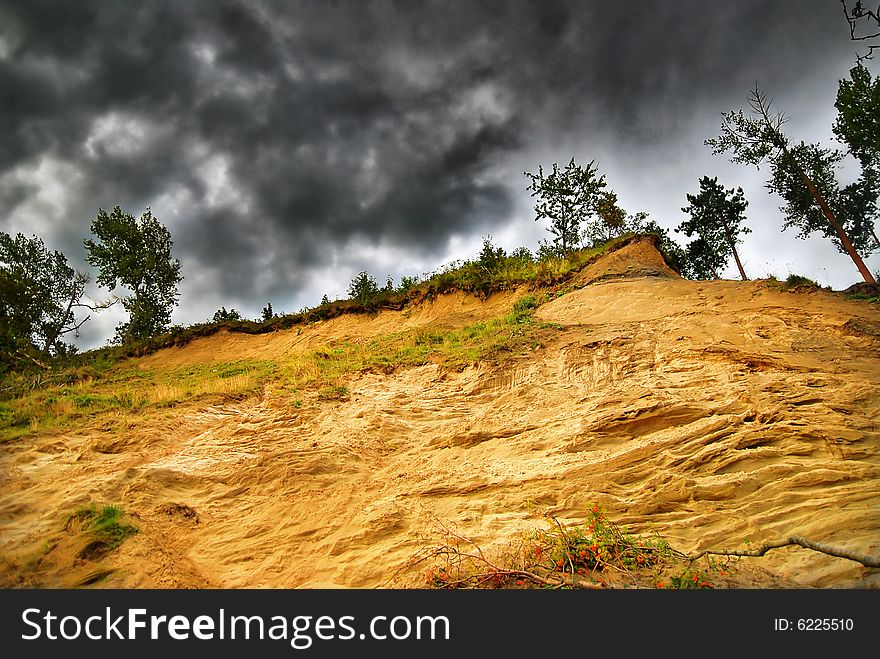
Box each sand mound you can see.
[1,240,878,589]
[571,235,680,286]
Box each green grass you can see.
[782,274,825,290]
[277,295,549,400]
[1,292,559,438]
[845,292,880,304]
[414,234,636,300]
[65,504,138,558]
[0,359,275,440]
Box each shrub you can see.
[478,235,506,271]
[212,307,242,323]
[348,271,380,304]
[784,274,823,290]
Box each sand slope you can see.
[1,238,878,588]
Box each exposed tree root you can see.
[689,536,880,568]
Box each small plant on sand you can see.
[400,505,712,589]
[317,384,350,400]
[404,505,880,589]
[783,274,825,290]
[507,295,538,324]
[667,566,715,589]
[65,504,138,559]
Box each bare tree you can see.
[841,1,880,60]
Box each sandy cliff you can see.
[2,238,878,588]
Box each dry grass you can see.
[0,295,559,441]
[0,360,275,440]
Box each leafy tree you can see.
[348,271,379,304]
[536,241,562,261]
[84,206,183,343]
[397,276,420,294]
[0,232,90,355]
[834,63,880,250]
[682,237,727,280]
[582,191,650,246]
[525,158,607,255]
[212,307,242,322]
[706,83,876,283]
[835,62,880,172]
[678,177,752,280]
[592,191,627,241]
[320,294,331,306]
[384,275,394,292]
[477,235,506,271]
[768,142,879,256]
[509,246,533,263]
[261,302,274,321]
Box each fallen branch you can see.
[689,536,880,568]
[387,517,607,589]
[14,349,50,371]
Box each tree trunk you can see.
[43,288,77,352]
[783,145,876,283]
[124,284,142,344]
[720,216,749,281]
[729,244,748,281]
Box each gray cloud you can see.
[0,0,876,347]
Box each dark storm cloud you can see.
[0,0,870,343]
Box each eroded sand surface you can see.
[1,240,878,588]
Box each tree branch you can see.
[57,314,91,337]
[75,294,121,312]
[841,1,880,59]
[13,349,50,370]
[689,535,880,568]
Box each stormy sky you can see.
[1,0,877,349]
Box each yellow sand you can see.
[1,238,878,588]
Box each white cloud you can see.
[84,112,156,160]
[1,157,84,239]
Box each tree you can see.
[834,63,880,249]
[509,246,533,264]
[320,294,331,306]
[0,232,90,356]
[477,235,506,271]
[261,302,274,321]
[84,206,183,343]
[678,177,752,280]
[706,84,876,283]
[769,141,879,256]
[592,191,627,241]
[348,271,379,304]
[397,276,420,294]
[835,63,880,173]
[682,237,727,280]
[524,158,607,255]
[582,191,650,246]
[840,1,880,60]
[212,307,242,323]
